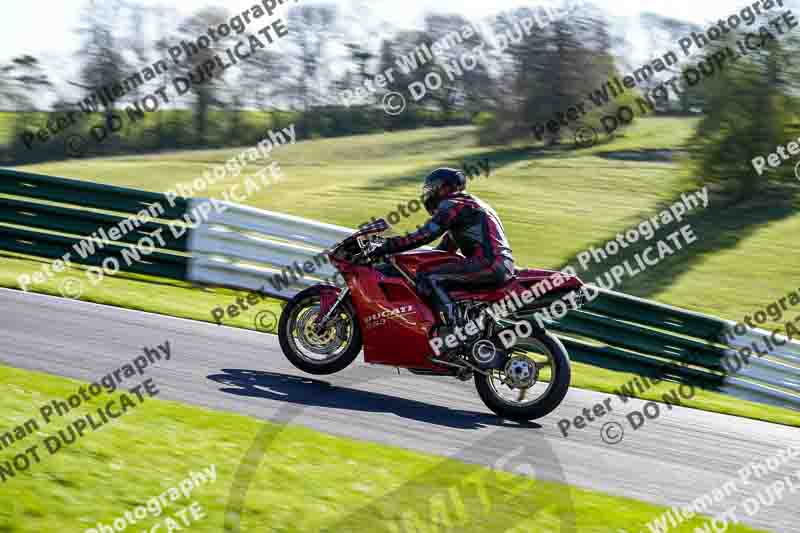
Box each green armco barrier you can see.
[0,226,188,281]
[531,336,725,389]
[584,289,729,343]
[0,168,187,218]
[548,310,727,371]
[0,197,189,251]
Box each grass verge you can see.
[0,364,766,533]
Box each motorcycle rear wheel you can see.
[474,330,571,422]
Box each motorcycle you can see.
[277,219,586,422]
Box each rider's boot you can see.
[430,304,474,380]
[435,303,459,341]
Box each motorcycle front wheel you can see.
[278,286,363,375]
[474,329,571,422]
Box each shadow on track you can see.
[207,368,541,431]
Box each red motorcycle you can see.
[278,219,586,421]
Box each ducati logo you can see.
[365,305,414,323]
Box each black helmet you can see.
[421,167,466,214]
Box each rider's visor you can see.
[422,184,438,214]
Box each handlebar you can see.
[360,235,385,253]
[353,235,386,264]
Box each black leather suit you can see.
[378,192,515,323]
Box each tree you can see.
[174,6,233,144]
[639,13,703,112]
[689,33,795,201]
[232,50,289,142]
[151,4,181,149]
[75,0,130,120]
[421,13,495,119]
[481,6,617,145]
[285,5,337,111]
[0,55,51,111]
[375,31,432,129]
[0,55,53,159]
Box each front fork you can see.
[313,287,350,335]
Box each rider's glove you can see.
[366,240,389,260]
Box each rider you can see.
[368,167,515,343]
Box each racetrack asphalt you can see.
[2,287,797,532]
